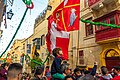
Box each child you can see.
[51,47,65,80]
[45,66,51,80]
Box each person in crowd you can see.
[45,66,51,80]
[100,66,113,80]
[51,47,65,80]
[30,66,47,80]
[94,72,100,80]
[0,62,10,80]
[21,72,31,80]
[7,63,23,80]
[78,70,95,80]
[111,66,120,80]
[64,75,75,80]
[63,64,71,76]
[78,62,97,80]
[61,61,71,76]
[90,62,98,76]
[73,67,82,80]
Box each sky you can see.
[0,0,48,55]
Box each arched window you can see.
[105,49,119,57]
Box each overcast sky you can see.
[0,0,48,55]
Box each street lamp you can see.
[47,5,52,11]
[7,9,14,20]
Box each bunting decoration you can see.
[46,0,80,59]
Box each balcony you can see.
[96,28,120,43]
[102,0,117,5]
[95,10,120,43]
[88,0,117,10]
[88,0,103,9]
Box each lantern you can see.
[7,9,14,20]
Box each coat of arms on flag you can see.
[52,0,80,31]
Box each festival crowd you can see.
[0,47,120,80]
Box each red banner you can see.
[52,0,80,32]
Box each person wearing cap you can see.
[111,66,120,80]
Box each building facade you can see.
[0,0,6,38]
[80,0,120,71]
[9,0,120,71]
[9,39,26,63]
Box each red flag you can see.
[52,0,80,31]
[46,16,70,60]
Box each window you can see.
[41,34,45,46]
[95,19,111,32]
[110,16,115,24]
[84,0,89,7]
[102,20,108,29]
[118,14,120,25]
[85,18,93,36]
[33,38,41,50]
[42,53,44,59]
[27,44,31,54]
[96,25,101,31]
[79,51,84,64]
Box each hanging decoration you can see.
[0,0,50,66]
[26,2,34,9]
[22,0,32,6]
[7,9,14,20]
[4,14,7,29]
[80,18,120,28]
[8,0,14,6]
[0,0,33,58]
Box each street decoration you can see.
[46,0,80,60]
[80,18,120,28]
[2,0,120,67]
[26,2,34,9]
[46,15,70,60]
[7,9,14,20]
[0,0,33,58]
[22,0,32,5]
[51,0,80,31]
[8,0,14,6]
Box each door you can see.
[105,49,120,71]
[105,57,120,71]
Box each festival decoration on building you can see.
[80,18,120,28]
[51,0,80,31]
[0,0,33,58]
[46,15,70,60]
[7,9,14,20]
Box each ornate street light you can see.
[47,5,52,11]
[7,9,14,20]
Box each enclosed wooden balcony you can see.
[88,0,117,10]
[94,10,120,43]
